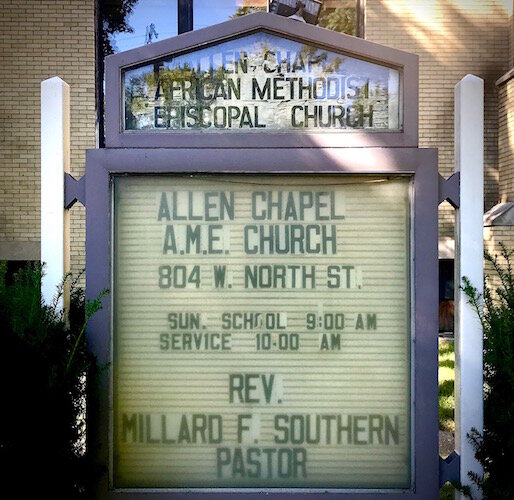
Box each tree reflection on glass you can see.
[123,32,400,132]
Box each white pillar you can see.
[454,74,484,498]
[41,77,70,308]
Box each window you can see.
[105,0,179,54]
[98,1,364,145]
[318,0,357,36]
[103,1,361,55]
[194,0,267,30]
[193,1,359,36]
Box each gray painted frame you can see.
[104,12,418,149]
[85,146,438,498]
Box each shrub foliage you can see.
[462,243,514,498]
[0,262,106,497]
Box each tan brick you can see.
[0,0,95,280]
[367,0,509,240]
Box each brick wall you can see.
[506,0,514,68]
[510,3,514,68]
[498,78,514,200]
[366,0,510,241]
[498,1,514,203]
[484,225,514,293]
[0,0,95,279]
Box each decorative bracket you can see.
[64,172,86,209]
[439,451,460,488]
[439,172,460,208]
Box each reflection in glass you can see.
[108,0,178,54]
[123,32,401,132]
[103,1,358,55]
[194,0,267,29]
[318,0,356,36]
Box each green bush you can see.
[0,262,106,497]
[463,244,514,498]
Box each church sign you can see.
[123,32,400,132]
[113,174,410,489]
[87,12,439,498]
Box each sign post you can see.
[454,74,484,498]
[41,76,70,308]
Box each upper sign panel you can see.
[123,31,401,133]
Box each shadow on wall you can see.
[367,0,509,233]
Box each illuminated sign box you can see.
[113,174,411,488]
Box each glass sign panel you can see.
[123,32,401,131]
[113,174,411,489]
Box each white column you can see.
[41,77,70,308]
[454,74,484,498]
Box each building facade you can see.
[0,0,95,272]
[0,0,513,293]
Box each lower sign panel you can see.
[113,174,412,489]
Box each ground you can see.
[439,338,456,498]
